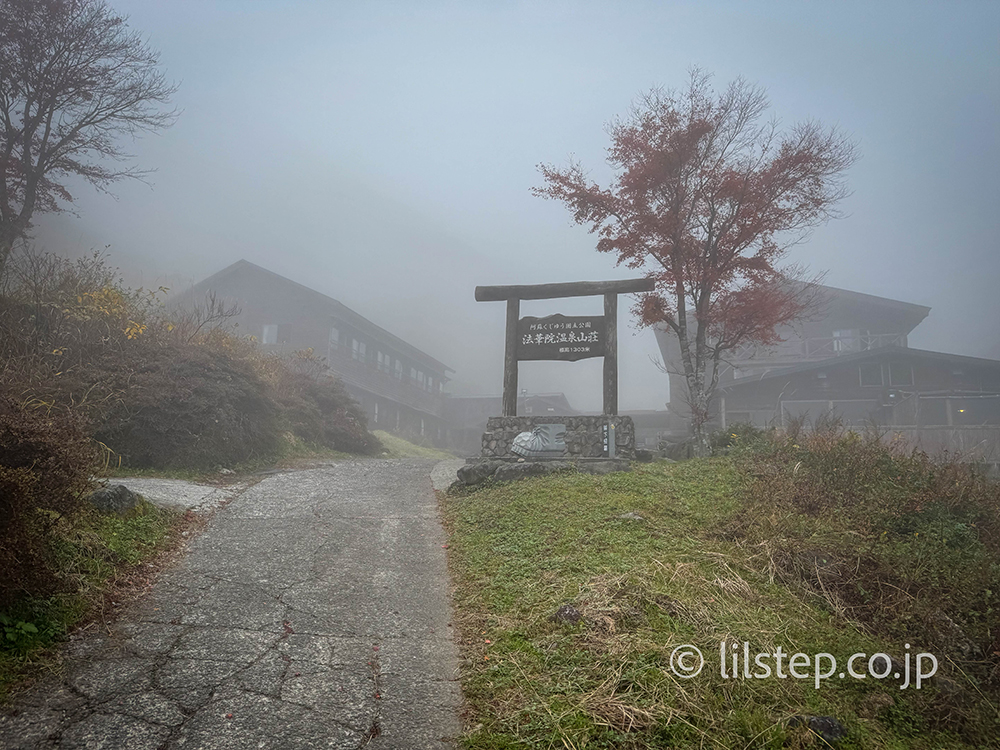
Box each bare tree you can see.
[0,0,178,275]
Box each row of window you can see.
[261,323,443,393]
[330,326,441,393]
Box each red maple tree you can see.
[534,70,858,453]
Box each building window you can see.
[833,329,858,353]
[329,326,339,349]
[352,339,366,363]
[262,324,278,345]
[420,418,425,436]
[377,351,391,373]
[410,367,417,382]
[394,360,403,380]
[374,402,379,424]
[859,363,883,387]
[889,363,914,387]
[427,376,433,392]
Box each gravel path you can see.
[0,459,462,749]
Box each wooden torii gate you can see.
[475,278,655,417]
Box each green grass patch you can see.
[443,456,998,749]
[373,430,454,459]
[0,498,180,701]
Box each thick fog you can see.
[32,0,1000,412]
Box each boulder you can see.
[87,484,142,514]
[493,461,572,482]
[456,459,504,486]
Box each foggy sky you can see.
[32,0,1000,412]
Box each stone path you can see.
[0,459,462,749]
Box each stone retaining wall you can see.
[481,416,635,459]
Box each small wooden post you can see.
[502,297,520,416]
[603,292,617,416]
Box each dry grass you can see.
[442,452,1000,749]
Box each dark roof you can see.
[173,260,453,375]
[791,280,932,320]
[721,346,1000,392]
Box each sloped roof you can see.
[173,259,453,375]
[801,281,930,317]
[790,280,931,333]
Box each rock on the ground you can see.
[87,484,142,514]
[551,604,583,624]
[493,461,573,482]
[928,610,979,658]
[456,459,504,486]
[789,715,847,744]
[617,512,646,522]
[431,459,469,491]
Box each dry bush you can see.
[92,342,282,469]
[0,397,97,607]
[727,421,1000,738]
[274,350,381,455]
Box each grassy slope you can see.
[373,430,455,459]
[442,459,993,749]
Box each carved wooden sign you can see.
[476,277,654,416]
[517,314,605,361]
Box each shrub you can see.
[708,421,770,454]
[727,423,1000,739]
[0,398,97,608]
[274,352,381,455]
[93,342,283,469]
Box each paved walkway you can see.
[1,459,462,749]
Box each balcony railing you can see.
[731,333,907,363]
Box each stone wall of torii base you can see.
[480,415,636,459]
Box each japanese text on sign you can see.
[517,314,605,361]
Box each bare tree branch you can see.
[0,0,178,276]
